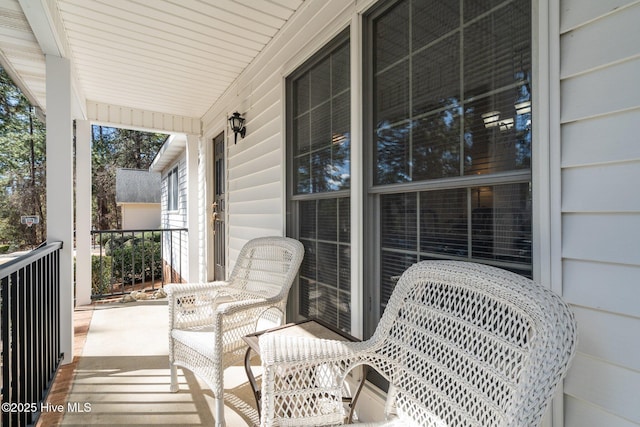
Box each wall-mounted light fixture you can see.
[228,111,246,144]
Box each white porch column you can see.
[186,134,200,282]
[46,55,74,364]
[75,120,92,306]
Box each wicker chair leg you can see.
[170,364,179,393]
[215,397,225,427]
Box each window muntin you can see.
[379,184,532,312]
[297,197,351,331]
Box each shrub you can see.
[109,233,162,284]
[91,255,113,296]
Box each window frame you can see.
[167,165,179,212]
[286,28,352,329]
[362,0,534,339]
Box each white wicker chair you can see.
[259,261,577,427]
[167,236,304,427]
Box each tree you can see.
[0,67,46,248]
[0,66,167,248]
[91,125,166,230]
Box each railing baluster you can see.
[160,230,165,285]
[150,231,156,289]
[17,268,26,425]
[25,263,34,424]
[88,228,186,299]
[1,275,7,426]
[141,232,146,290]
[0,241,62,426]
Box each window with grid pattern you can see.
[287,30,351,332]
[366,0,532,325]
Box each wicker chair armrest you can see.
[215,296,274,317]
[165,280,228,298]
[167,281,244,329]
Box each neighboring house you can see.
[115,168,161,230]
[149,134,191,283]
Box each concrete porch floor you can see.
[39,299,260,427]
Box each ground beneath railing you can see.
[93,278,168,301]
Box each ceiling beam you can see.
[17,0,64,56]
[87,101,202,136]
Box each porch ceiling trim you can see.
[87,101,201,136]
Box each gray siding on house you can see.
[559,1,640,425]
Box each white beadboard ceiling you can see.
[0,0,304,121]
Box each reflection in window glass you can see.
[372,0,531,185]
[376,123,411,184]
[292,39,351,194]
[464,88,532,175]
[420,188,467,257]
[413,107,462,180]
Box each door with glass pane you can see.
[212,132,225,281]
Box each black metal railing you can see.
[1,241,64,427]
[90,228,187,299]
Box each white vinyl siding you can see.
[201,0,355,268]
[559,1,640,425]
[161,156,189,281]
